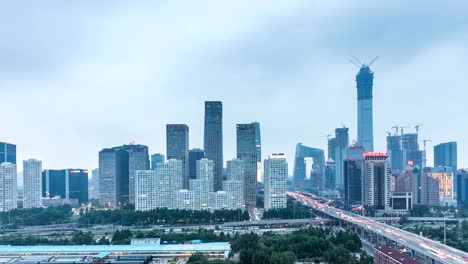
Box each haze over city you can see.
[2,0,468,172]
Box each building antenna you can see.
[349,59,361,69]
[368,56,379,67]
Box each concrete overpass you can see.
[288,192,468,264]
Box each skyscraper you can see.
[99,147,129,207]
[23,159,42,208]
[68,169,89,204]
[150,153,165,170]
[343,142,364,209]
[167,124,189,189]
[424,166,455,206]
[457,169,468,206]
[356,65,374,152]
[293,144,325,190]
[236,123,258,207]
[387,134,403,171]
[0,162,17,212]
[334,127,349,190]
[402,133,423,169]
[324,158,336,190]
[89,168,99,200]
[121,144,150,204]
[434,142,457,174]
[253,122,262,183]
[204,101,223,191]
[196,158,215,192]
[0,142,16,164]
[264,154,288,211]
[362,152,391,210]
[42,169,88,204]
[189,149,205,179]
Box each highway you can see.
[288,192,468,264]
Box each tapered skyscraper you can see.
[204,101,223,191]
[356,65,374,152]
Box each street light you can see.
[442,209,450,245]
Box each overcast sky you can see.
[2,1,468,174]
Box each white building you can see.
[362,153,391,210]
[23,159,42,208]
[89,168,99,200]
[175,189,194,210]
[135,159,183,211]
[0,162,17,212]
[190,179,210,210]
[264,154,288,211]
[226,159,244,182]
[223,180,244,209]
[209,191,230,210]
[196,158,214,192]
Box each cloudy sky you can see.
[1,1,468,173]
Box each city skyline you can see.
[2,1,468,173]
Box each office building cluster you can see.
[97,102,286,212]
[0,142,89,212]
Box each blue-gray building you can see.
[189,149,205,180]
[42,169,88,204]
[99,147,129,207]
[204,101,223,191]
[237,123,258,207]
[434,142,457,174]
[0,142,16,164]
[356,65,374,152]
[387,134,403,171]
[344,142,364,209]
[334,127,349,190]
[151,153,165,170]
[457,169,468,206]
[293,143,325,190]
[121,144,150,204]
[167,124,189,189]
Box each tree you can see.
[410,205,430,217]
[399,215,409,225]
[71,231,94,245]
[323,246,354,264]
[187,252,209,263]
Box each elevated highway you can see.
[288,192,468,264]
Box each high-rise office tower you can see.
[167,124,189,189]
[99,147,129,207]
[23,159,42,208]
[344,142,364,209]
[196,158,215,192]
[150,153,165,170]
[402,133,423,169]
[362,152,391,210]
[0,142,16,164]
[324,158,336,190]
[42,169,88,204]
[226,158,245,181]
[224,158,245,209]
[327,138,336,160]
[68,169,89,204]
[89,168,99,200]
[334,127,349,190]
[387,134,403,171]
[253,122,262,182]
[0,162,17,212]
[189,149,205,179]
[424,166,455,206]
[356,65,374,152]
[204,101,223,191]
[120,144,150,204]
[434,142,457,174]
[457,169,468,206]
[236,123,258,206]
[293,143,325,190]
[264,154,288,211]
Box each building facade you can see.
[223,180,244,209]
[204,101,223,192]
[457,169,468,206]
[196,158,215,192]
[123,144,150,204]
[23,159,42,208]
[334,127,349,190]
[362,152,391,210]
[89,168,99,200]
[236,123,258,207]
[167,125,189,189]
[424,166,455,206]
[0,162,17,212]
[189,149,205,180]
[99,147,129,207]
[42,169,88,204]
[356,65,374,152]
[150,153,165,170]
[387,134,403,172]
[0,142,16,164]
[264,154,288,211]
[434,142,457,177]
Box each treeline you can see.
[0,205,73,228]
[78,208,249,226]
[230,228,372,264]
[262,198,312,219]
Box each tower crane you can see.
[415,124,424,135]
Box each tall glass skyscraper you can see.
[151,153,165,170]
[356,65,374,152]
[0,142,16,164]
[189,149,205,179]
[204,101,223,191]
[334,127,349,190]
[99,147,129,207]
[236,123,258,207]
[387,134,403,171]
[23,159,42,208]
[167,124,189,189]
[42,168,88,204]
[121,144,150,204]
[434,142,457,173]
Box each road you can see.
[288,192,468,264]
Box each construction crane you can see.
[349,56,379,68]
[322,134,332,140]
[392,125,400,135]
[415,124,424,135]
[386,131,392,137]
[421,139,432,168]
[368,56,379,67]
